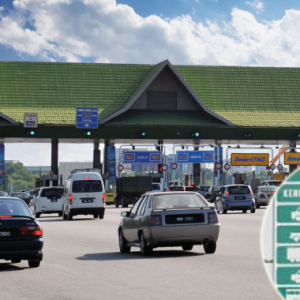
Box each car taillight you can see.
[208,212,219,224]
[20,225,43,237]
[260,194,266,198]
[250,190,253,196]
[102,193,106,203]
[69,194,73,205]
[0,215,12,218]
[168,189,171,192]
[150,215,162,226]
[226,191,230,196]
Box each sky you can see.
[1,0,300,166]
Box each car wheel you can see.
[93,214,98,218]
[242,209,247,213]
[221,203,227,214]
[67,209,73,220]
[63,207,68,220]
[28,260,40,268]
[182,245,193,251]
[255,200,260,209]
[99,213,104,219]
[58,212,63,217]
[11,259,21,264]
[119,230,131,253]
[140,232,152,256]
[204,241,216,254]
[34,207,40,218]
[251,208,256,213]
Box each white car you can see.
[62,171,105,220]
[30,186,64,217]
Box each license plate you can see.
[0,231,11,237]
[235,196,245,200]
[82,199,93,203]
[51,199,57,202]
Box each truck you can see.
[115,176,152,208]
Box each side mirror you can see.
[121,211,129,217]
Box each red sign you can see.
[269,163,276,170]
[215,162,222,170]
[277,164,283,171]
[117,164,124,172]
[162,164,168,171]
[171,163,178,170]
[224,163,231,171]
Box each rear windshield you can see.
[200,186,210,191]
[261,186,278,193]
[169,186,185,191]
[72,180,103,193]
[185,186,199,192]
[154,194,208,210]
[267,181,281,187]
[152,183,161,190]
[0,199,32,216]
[10,192,30,199]
[41,188,64,198]
[228,186,251,194]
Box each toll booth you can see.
[232,173,247,184]
[35,174,59,187]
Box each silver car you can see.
[118,192,220,256]
[253,186,278,208]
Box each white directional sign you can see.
[24,113,38,128]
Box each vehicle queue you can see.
[0,169,281,268]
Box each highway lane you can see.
[0,207,281,300]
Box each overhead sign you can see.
[284,152,300,165]
[76,108,98,129]
[231,153,269,166]
[176,151,214,163]
[24,113,38,128]
[123,151,162,164]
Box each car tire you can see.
[63,207,68,220]
[221,204,227,214]
[58,212,63,217]
[242,209,247,213]
[11,259,21,264]
[140,232,152,256]
[99,213,104,219]
[182,245,193,251]
[28,260,40,268]
[67,209,73,220]
[119,230,131,253]
[255,200,260,209]
[251,208,256,213]
[204,241,216,254]
[93,214,98,218]
[34,207,40,218]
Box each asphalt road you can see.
[0,206,282,300]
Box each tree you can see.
[4,162,38,193]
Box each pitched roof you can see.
[0,61,299,127]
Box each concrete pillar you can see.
[51,138,58,177]
[93,140,101,170]
[289,141,297,174]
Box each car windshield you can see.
[152,183,161,190]
[153,193,208,209]
[261,186,278,192]
[185,186,199,191]
[10,192,30,199]
[0,199,32,216]
[169,186,184,191]
[41,188,64,198]
[228,186,251,194]
[73,180,103,193]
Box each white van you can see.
[30,186,64,217]
[62,172,105,220]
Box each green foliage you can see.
[4,162,38,193]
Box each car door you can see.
[130,195,150,243]
[121,196,144,243]
[215,187,225,210]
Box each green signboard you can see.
[277,247,300,264]
[277,226,300,244]
[277,184,300,203]
[277,205,300,223]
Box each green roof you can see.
[0,61,300,127]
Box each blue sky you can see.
[1,0,300,165]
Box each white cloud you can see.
[0,0,299,67]
[246,0,264,13]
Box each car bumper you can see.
[145,224,220,247]
[70,207,105,216]
[224,201,254,211]
[0,239,43,261]
[256,199,271,206]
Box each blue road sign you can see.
[123,151,162,164]
[76,108,98,129]
[176,151,214,163]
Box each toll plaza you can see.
[1,60,300,188]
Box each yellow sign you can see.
[284,152,300,165]
[231,153,269,166]
[273,173,284,181]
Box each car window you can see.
[72,180,103,193]
[261,186,277,192]
[228,186,251,194]
[130,197,144,216]
[41,188,64,198]
[0,199,32,216]
[0,191,8,196]
[136,196,149,216]
[153,193,208,210]
[219,187,225,195]
[152,183,161,190]
[267,181,281,187]
[185,186,199,192]
[169,186,184,191]
[254,188,258,193]
[200,186,210,191]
